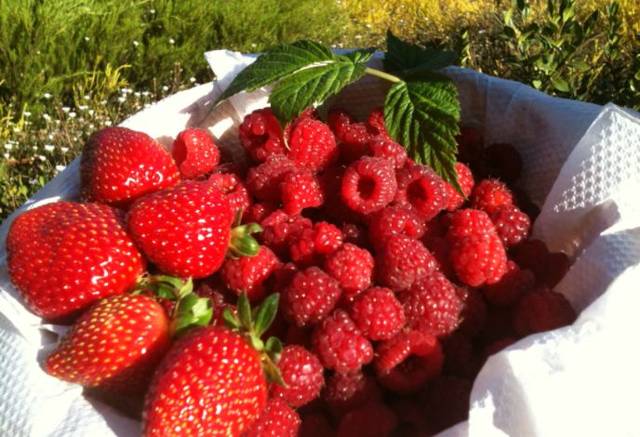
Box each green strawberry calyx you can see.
[229,223,262,258]
[223,293,284,385]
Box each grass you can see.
[0,0,638,218]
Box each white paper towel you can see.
[0,49,639,436]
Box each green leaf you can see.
[551,76,570,92]
[265,336,283,363]
[171,294,213,335]
[218,40,334,102]
[237,293,253,330]
[268,49,374,123]
[384,30,456,78]
[254,293,280,338]
[223,308,241,330]
[384,78,461,191]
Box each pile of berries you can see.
[5,105,577,437]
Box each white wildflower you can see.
[43,113,51,121]
[78,105,88,111]
[44,144,55,152]
[105,120,112,126]
[68,112,77,118]
[55,165,66,172]
[3,153,10,159]
[169,38,175,45]
[118,97,126,103]
[162,85,169,92]
[134,91,141,97]
[62,106,70,113]
[189,77,196,83]
[84,36,90,42]
[43,93,52,99]
[32,146,38,151]
[88,110,95,116]
[133,40,140,47]
[3,144,12,151]
[61,147,69,153]
[23,111,31,117]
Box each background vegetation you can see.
[0,0,638,218]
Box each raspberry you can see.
[513,288,576,337]
[336,402,398,437]
[422,236,454,278]
[195,282,235,326]
[260,210,312,257]
[483,261,535,307]
[376,235,438,291]
[511,239,571,288]
[395,163,448,220]
[471,178,514,213]
[244,202,277,224]
[244,398,301,437]
[457,286,488,337]
[513,187,541,222]
[484,142,523,184]
[280,168,324,215]
[341,157,397,215]
[271,262,298,291]
[286,117,338,171]
[422,376,472,434]
[246,155,297,202]
[271,345,324,408]
[239,108,285,162]
[490,204,531,247]
[312,309,373,373]
[282,267,342,327]
[328,108,372,162]
[446,209,508,286]
[366,107,388,136]
[208,172,251,217]
[349,287,406,341]
[219,246,280,302]
[172,128,220,179]
[374,330,443,393]
[289,221,343,266]
[443,162,475,211]
[367,205,425,250]
[299,411,336,437]
[323,371,382,418]
[442,333,481,378]
[399,271,463,337]
[324,244,374,299]
[368,135,407,169]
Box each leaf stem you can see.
[364,67,402,83]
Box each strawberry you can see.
[143,294,282,436]
[45,277,212,395]
[45,294,170,395]
[81,127,180,205]
[6,201,146,321]
[127,180,261,278]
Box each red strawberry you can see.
[81,127,179,205]
[6,202,145,321]
[127,180,259,278]
[45,294,170,394]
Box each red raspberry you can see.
[349,287,406,341]
[260,210,312,257]
[456,126,483,168]
[280,168,324,215]
[484,337,516,358]
[336,402,398,437]
[282,267,342,327]
[376,235,438,291]
[271,345,324,408]
[219,246,280,302]
[341,157,397,215]
[443,162,475,211]
[299,411,336,437]
[328,108,372,162]
[367,205,425,250]
[368,135,407,169]
[289,221,343,266]
[395,163,448,220]
[457,286,488,337]
[483,261,535,307]
[513,187,541,222]
[194,280,235,325]
[324,244,374,299]
[323,371,382,418]
[399,271,463,337]
[422,236,454,278]
[312,309,373,373]
[471,179,514,213]
[208,172,251,218]
[513,288,576,337]
[490,204,531,247]
[244,398,301,437]
[239,108,285,162]
[446,209,508,286]
[271,262,298,291]
[318,165,363,224]
[172,128,220,179]
[374,330,443,393]
[246,155,297,202]
[286,117,338,171]
[511,239,571,288]
[367,107,388,136]
[422,376,472,434]
[484,142,523,184]
[244,202,277,224]
[442,333,481,378]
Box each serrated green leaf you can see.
[384,30,456,78]
[254,293,279,338]
[172,294,212,335]
[268,49,373,123]
[384,79,461,190]
[218,40,334,102]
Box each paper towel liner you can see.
[0,50,638,436]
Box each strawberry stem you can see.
[229,223,262,257]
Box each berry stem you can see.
[364,67,402,83]
[229,223,262,257]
